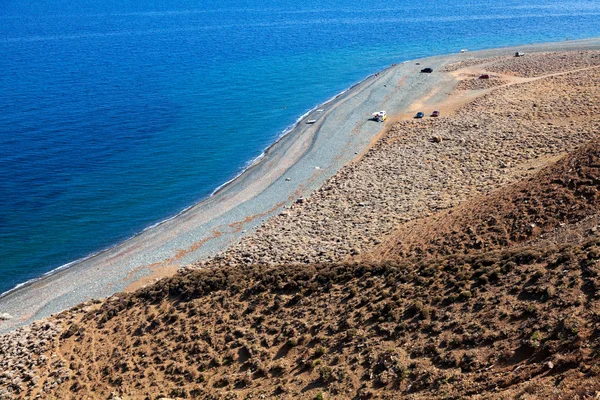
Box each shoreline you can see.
[0,74,371,301]
[2,37,600,334]
[0,54,407,333]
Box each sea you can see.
[1,0,600,296]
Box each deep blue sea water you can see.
[1,0,600,295]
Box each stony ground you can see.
[442,55,508,72]
[444,50,600,77]
[2,51,600,400]
[485,50,600,77]
[456,77,509,91]
[0,321,61,399]
[371,138,600,260]
[198,64,600,270]
[454,74,508,91]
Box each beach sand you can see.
[1,38,600,334]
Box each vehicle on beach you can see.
[372,110,387,122]
[306,119,317,124]
[415,112,424,119]
[515,52,525,57]
[479,74,490,79]
[431,110,440,117]
[420,67,433,73]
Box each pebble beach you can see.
[1,39,600,336]
[1,39,600,399]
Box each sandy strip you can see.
[1,38,600,334]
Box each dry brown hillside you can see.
[12,141,600,400]
[372,139,600,260]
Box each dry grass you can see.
[485,50,600,77]
[27,237,600,399]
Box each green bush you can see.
[318,365,334,382]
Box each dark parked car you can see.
[479,74,490,79]
[420,68,433,73]
[415,112,424,119]
[431,110,440,117]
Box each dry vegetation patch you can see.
[20,240,600,399]
[454,75,508,91]
[374,138,600,260]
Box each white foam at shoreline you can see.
[209,70,384,196]
[8,37,595,301]
[0,68,387,301]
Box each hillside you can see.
[372,138,600,260]
[22,251,600,399]
[8,140,599,400]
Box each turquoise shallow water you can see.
[1,0,600,295]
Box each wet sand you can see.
[1,38,600,334]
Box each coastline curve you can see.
[2,37,600,334]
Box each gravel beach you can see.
[1,38,600,335]
[2,39,600,399]
[198,47,600,269]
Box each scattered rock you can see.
[0,313,13,321]
[191,63,600,270]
